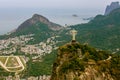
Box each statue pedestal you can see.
[71,40,76,43]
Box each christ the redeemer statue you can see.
[70,29,77,42]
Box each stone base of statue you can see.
[71,40,76,43]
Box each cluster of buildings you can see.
[20,36,58,61]
[28,75,51,80]
[0,34,59,80]
[5,75,50,80]
[21,36,56,55]
[0,34,58,59]
[0,34,34,55]
[0,34,59,70]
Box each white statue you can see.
[70,29,77,41]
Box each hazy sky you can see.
[0,0,119,9]
[0,0,120,35]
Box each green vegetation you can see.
[69,9,120,50]
[55,8,120,51]
[0,57,7,64]
[0,67,14,76]
[6,57,18,67]
[25,50,57,77]
[14,22,55,44]
[110,55,120,79]
[7,67,23,71]
[51,42,120,80]
[0,22,57,45]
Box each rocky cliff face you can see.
[50,42,120,80]
[16,14,62,31]
[104,2,120,15]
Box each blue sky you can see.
[0,0,120,34]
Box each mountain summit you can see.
[104,2,120,15]
[50,42,120,80]
[16,14,62,31]
[0,14,63,43]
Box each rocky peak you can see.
[104,2,120,15]
[16,14,62,31]
[30,14,49,24]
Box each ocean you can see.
[47,14,90,26]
